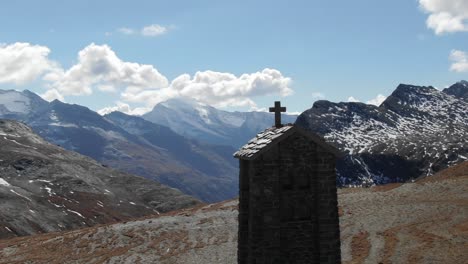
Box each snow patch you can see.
[196,107,212,124]
[67,209,85,219]
[3,136,37,149]
[42,186,55,196]
[0,178,11,187]
[49,122,78,128]
[0,91,31,113]
[10,189,32,201]
[36,179,53,184]
[49,111,59,121]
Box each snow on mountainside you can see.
[0,90,31,114]
[0,92,237,202]
[296,82,468,186]
[443,80,468,102]
[143,97,297,148]
[0,120,199,240]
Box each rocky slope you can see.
[296,81,468,186]
[0,120,199,240]
[1,161,466,264]
[443,80,468,102]
[142,97,297,148]
[0,91,237,202]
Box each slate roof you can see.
[233,124,341,160]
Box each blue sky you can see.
[0,0,467,114]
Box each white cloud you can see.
[121,68,293,109]
[366,94,387,106]
[0,41,292,115]
[98,102,150,116]
[116,24,169,37]
[0,42,58,85]
[40,89,65,102]
[118,27,135,35]
[43,43,169,97]
[141,24,168,36]
[419,0,468,34]
[249,106,268,112]
[449,49,468,72]
[311,92,325,99]
[347,96,360,103]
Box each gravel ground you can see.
[0,162,467,264]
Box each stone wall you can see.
[238,132,341,264]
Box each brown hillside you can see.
[418,161,468,183]
[0,163,467,263]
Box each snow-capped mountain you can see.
[0,89,49,117]
[296,81,468,186]
[443,80,468,102]
[0,120,199,239]
[2,80,465,197]
[142,97,298,148]
[0,91,237,202]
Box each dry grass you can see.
[1,163,467,263]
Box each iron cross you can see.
[269,101,286,128]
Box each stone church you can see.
[234,102,341,264]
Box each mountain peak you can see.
[394,83,436,93]
[0,89,32,114]
[380,83,441,111]
[443,80,468,102]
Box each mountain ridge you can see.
[142,97,298,148]
[296,81,468,185]
[0,91,238,202]
[0,119,200,240]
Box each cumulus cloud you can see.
[366,94,387,106]
[0,42,58,85]
[40,89,65,102]
[121,68,293,109]
[419,0,468,34]
[43,43,169,97]
[141,24,168,36]
[449,49,468,72]
[0,41,293,114]
[347,96,360,103]
[98,101,150,116]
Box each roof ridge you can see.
[234,125,341,160]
